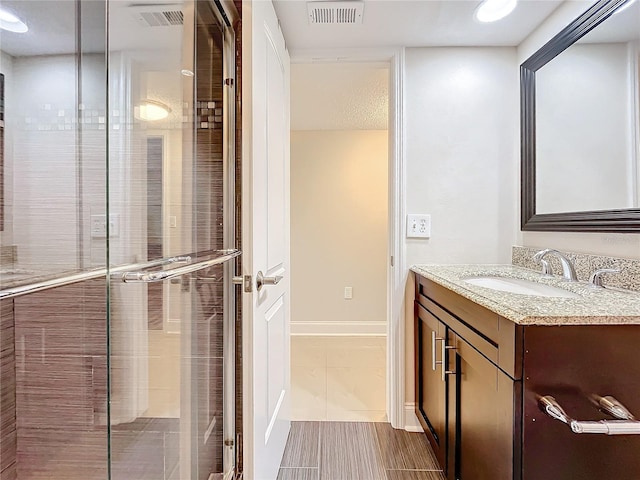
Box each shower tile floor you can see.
[291,336,386,422]
[277,421,445,480]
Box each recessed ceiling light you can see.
[474,0,518,23]
[0,7,28,33]
[135,100,171,121]
[614,0,637,15]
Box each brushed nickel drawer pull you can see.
[441,339,456,382]
[431,330,444,371]
[539,395,640,435]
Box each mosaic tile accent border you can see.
[512,245,640,292]
[196,100,223,130]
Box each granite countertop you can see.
[411,264,640,326]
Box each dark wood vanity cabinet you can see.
[450,332,515,480]
[415,304,447,467]
[415,273,640,480]
[415,276,520,480]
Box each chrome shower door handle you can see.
[256,271,283,292]
[121,249,241,283]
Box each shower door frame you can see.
[183,1,239,478]
[217,1,239,477]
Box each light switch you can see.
[407,214,431,238]
[90,214,120,238]
[344,286,353,300]
[91,215,107,238]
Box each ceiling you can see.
[273,0,575,51]
[0,0,607,58]
[0,0,182,58]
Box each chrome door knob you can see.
[256,271,283,292]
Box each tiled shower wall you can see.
[13,280,108,479]
[512,245,640,292]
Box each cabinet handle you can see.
[431,331,444,371]
[442,338,456,382]
[539,395,640,435]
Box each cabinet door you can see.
[449,333,514,480]
[415,303,447,469]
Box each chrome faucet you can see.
[533,248,578,281]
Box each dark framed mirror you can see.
[521,0,640,232]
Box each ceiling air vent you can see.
[307,1,364,25]
[131,6,184,27]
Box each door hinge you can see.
[390,255,394,267]
[224,78,234,87]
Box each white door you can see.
[242,0,291,479]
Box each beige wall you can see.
[290,130,388,334]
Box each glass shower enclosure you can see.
[0,0,239,478]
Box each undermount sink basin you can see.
[463,276,580,298]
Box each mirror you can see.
[521,0,640,232]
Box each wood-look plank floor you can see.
[277,422,445,480]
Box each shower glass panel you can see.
[0,0,109,478]
[0,0,237,478]
[108,1,236,480]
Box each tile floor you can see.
[277,421,445,480]
[291,336,386,422]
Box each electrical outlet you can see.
[407,214,431,238]
[344,286,353,300]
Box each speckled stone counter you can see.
[411,264,640,325]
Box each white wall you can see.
[404,47,518,266]
[403,46,519,400]
[290,62,389,335]
[517,1,640,259]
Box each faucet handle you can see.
[533,249,553,276]
[538,258,552,276]
[589,268,621,288]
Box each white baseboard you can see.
[290,321,386,336]
[404,402,423,432]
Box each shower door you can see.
[0,1,238,478]
[107,1,239,480]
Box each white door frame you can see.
[290,47,410,431]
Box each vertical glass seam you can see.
[104,0,112,478]
[76,0,84,270]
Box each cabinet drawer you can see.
[416,274,522,380]
[417,276,499,342]
[417,299,498,369]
